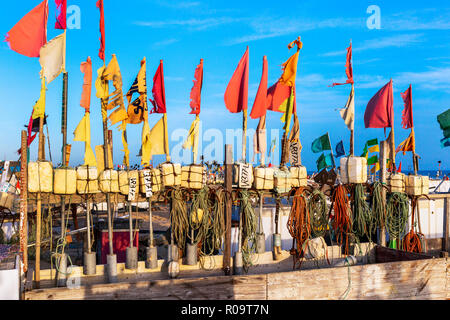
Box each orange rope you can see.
[331,185,352,255]
[402,196,423,253]
[287,187,310,269]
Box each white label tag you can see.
[143,170,153,198]
[238,163,252,189]
[128,177,137,201]
[289,142,301,166]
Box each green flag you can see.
[367,138,378,147]
[311,133,331,153]
[361,144,368,158]
[368,155,378,165]
[316,153,333,171]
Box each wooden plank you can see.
[375,245,433,263]
[25,274,267,300]
[267,258,447,300]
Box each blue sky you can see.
[0,0,449,171]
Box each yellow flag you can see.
[278,87,295,133]
[396,129,415,155]
[95,65,109,100]
[147,115,170,158]
[109,105,128,125]
[118,121,130,168]
[32,77,46,119]
[141,120,152,167]
[73,112,97,167]
[370,162,380,174]
[183,115,200,163]
[279,51,299,87]
[95,145,113,173]
[368,145,380,153]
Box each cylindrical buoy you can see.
[83,252,96,275]
[168,244,179,262]
[168,261,180,279]
[233,251,243,275]
[107,254,118,283]
[256,233,266,254]
[272,233,282,260]
[145,246,158,269]
[185,243,197,265]
[126,246,138,270]
[57,253,67,287]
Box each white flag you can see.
[39,32,66,84]
[340,85,355,131]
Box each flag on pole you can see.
[149,60,167,114]
[368,155,378,166]
[73,112,97,167]
[32,77,46,119]
[39,32,66,84]
[335,141,345,158]
[266,82,291,113]
[55,0,67,29]
[397,161,402,173]
[97,0,105,61]
[339,85,355,131]
[396,129,415,155]
[80,57,93,112]
[250,56,268,119]
[316,153,333,171]
[126,58,147,124]
[311,133,331,153]
[401,85,414,129]
[182,116,200,162]
[224,47,249,113]
[189,59,203,115]
[364,80,394,129]
[330,42,353,87]
[5,0,48,58]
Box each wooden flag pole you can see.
[35,110,45,289]
[61,71,68,244]
[242,109,247,163]
[350,83,355,156]
[19,130,28,276]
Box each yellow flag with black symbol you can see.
[32,77,46,119]
[73,112,97,167]
[95,65,109,100]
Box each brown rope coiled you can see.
[287,187,310,269]
[402,196,423,253]
[330,184,352,255]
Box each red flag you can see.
[364,80,394,128]
[97,0,105,61]
[397,161,402,173]
[266,81,297,113]
[250,56,268,119]
[401,85,413,129]
[55,0,66,29]
[5,0,48,58]
[224,47,249,113]
[330,42,353,87]
[149,60,167,114]
[80,57,93,112]
[18,111,38,155]
[189,59,203,115]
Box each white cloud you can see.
[153,38,179,48]
[134,17,245,31]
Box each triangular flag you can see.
[147,115,169,158]
[55,0,67,29]
[364,80,394,129]
[224,47,249,113]
[266,81,291,113]
[311,133,331,153]
[73,112,97,167]
[250,56,268,119]
[5,0,48,58]
[401,85,414,129]
[183,116,200,163]
[149,60,167,114]
[396,129,415,155]
[32,77,46,119]
[97,0,105,61]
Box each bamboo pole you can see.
[223,145,233,275]
[35,115,45,289]
[379,141,387,247]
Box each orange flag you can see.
[266,82,295,113]
[5,0,48,58]
[250,56,268,119]
[80,57,92,111]
[396,129,415,155]
[190,59,203,115]
[224,47,249,113]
